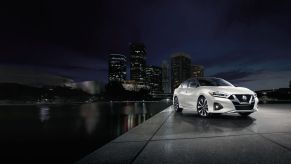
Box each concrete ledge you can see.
[78,106,173,164]
[112,107,173,143]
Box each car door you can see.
[177,81,188,107]
[183,79,199,108]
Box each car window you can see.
[180,81,188,88]
[197,78,233,86]
[188,79,197,88]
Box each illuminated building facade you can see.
[108,54,127,82]
[191,65,204,77]
[129,43,146,85]
[122,80,149,91]
[171,53,191,91]
[145,65,163,94]
[161,61,171,93]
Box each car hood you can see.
[202,86,255,95]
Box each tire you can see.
[174,97,183,112]
[239,112,252,117]
[197,96,209,117]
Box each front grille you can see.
[229,94,255,110]
[235,94,252,103]
[232,101,240,105]
[234,103,255,110]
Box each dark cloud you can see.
[1,0,291,88]
[211,69,257,81]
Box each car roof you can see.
[188,77,220,81]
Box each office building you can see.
[145,66,163,94]
[108,54,127,82]
[171,53,191,91]
[122,80,149,91]
[129,43,146,85]
[192,65,204,77]
[161,60,171,93]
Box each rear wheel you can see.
[197,96,209,117]
[239,112,252,117]
[174,97,183,112]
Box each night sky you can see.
[1,0,291,90]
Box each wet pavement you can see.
[79,104,291,164]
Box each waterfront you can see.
[0,100,172,163]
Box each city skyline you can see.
[1,0,291,90]
[108,45,207,94]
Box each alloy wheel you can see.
[197,97,209,117]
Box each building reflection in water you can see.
[80,103,99,135]
[79,101,171,139]
[39,105,50,122]
[122,103,134,131]
[142,102,147,122]
[122,102,148,132]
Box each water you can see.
[0,100,172,163]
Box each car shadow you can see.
[172,110,256,132]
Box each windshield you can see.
[197,78,234,86]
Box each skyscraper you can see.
[171,53,191,91]
[145,65,163,94]
[192,65,204,77]
[129,43,146,85]
[108,54,127,82]
[161,60,171,93]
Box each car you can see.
[173,77,259,117]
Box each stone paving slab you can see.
[134,134,291,164]
[262,132,291,150]
[78,141,146,164]
[152,110,255,140]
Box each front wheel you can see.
[239,112,252,117]
[174,97,183,112]
[197,96,209,117]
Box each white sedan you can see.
[173,77,259,117]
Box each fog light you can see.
[214,103,223,110]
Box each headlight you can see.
[209,91,229,98]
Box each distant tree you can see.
[0,83,41,101]
[138,88,151,100]
[105,81,126,100]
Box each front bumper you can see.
[207,96,259,114]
